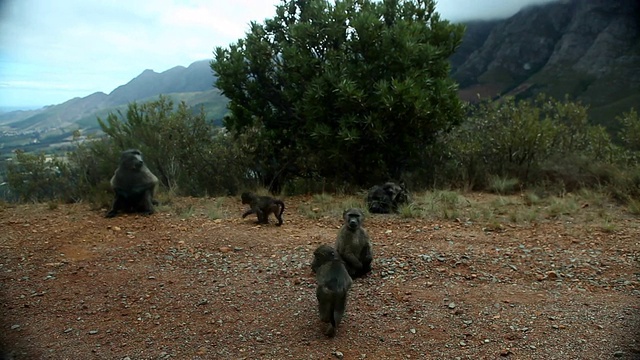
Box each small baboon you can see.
[106,149,159,218]
[241,192,285,226]
[312,244,353,337]
[366,181,410,214]
[335,208,373,278]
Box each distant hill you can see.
[451,0,640,128]
[1,60,222,131]
[2,0,638,154]
[0,60,228,153]
[105,61,215,106]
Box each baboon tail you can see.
[275,200,285,215]
[329,302,338,329]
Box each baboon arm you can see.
[241,209,255,218]
[106,196,124,218]
[362,244,373,263]
[342,253,363,271]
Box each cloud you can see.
[0,0,558,108]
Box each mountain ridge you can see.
[1,0,637,152]
[452,0,640,127]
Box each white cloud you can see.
[0,0,558,108]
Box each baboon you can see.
[241,192,285,226]
[366,181,410,214]
[312,244,353,337]
[335,208,373,278]
[106,149,159,218]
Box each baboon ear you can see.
[342,209,348,217]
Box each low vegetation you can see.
[1,0,638,219]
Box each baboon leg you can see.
[257,209,268,224]
[275,208,283,226]
[333,292,347,328]
[316,289,332,323]
[241,209,255,219]
[342,254,364,276]
[360,246,373,275]
[106,196,125,218]
[140,190,155,215]
[325,323,337,337]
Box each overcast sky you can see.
[0,0,556,109]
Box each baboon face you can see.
[343,208,364,231]
[240,192,252,204]
[121,149,144,171]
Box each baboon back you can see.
[367,181,409,214]
[313,244,352,337]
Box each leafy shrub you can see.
[6,151,79,203]
[438,94,619,190]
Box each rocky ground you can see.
[0,194,639,360]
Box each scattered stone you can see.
[64,328,73,333]
[332,350,344,359]
[88,330,98,335]
[10,325,20,330]
[545,271,559,280]
[613,351,624,358]
[410,328,416,334]
[448,302,456,309]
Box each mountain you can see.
[451,0,640,127]
[105,61,215,106]
[0,60,228,153]
[2,0,638,153]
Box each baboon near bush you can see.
[106,149,159,218]
[241,192,285,226]
[312,244,353,337]
[366,181,410,214]
[335,208,373,278]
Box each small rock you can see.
[448,302,456,309]
[614,351,624,358]
[333,350,344,359]
[545,271,558,280]
[10,325,20,330]
[409,328,416,334]
[88,330,98,335]
[219,246,232,253]
[197,299,208,306]
[64,328,73,333]
[500,349,512,356]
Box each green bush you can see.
[94,96,252,196]
[438,94,619,190]
[6,151,78,202]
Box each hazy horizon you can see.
[0,0,557,110]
